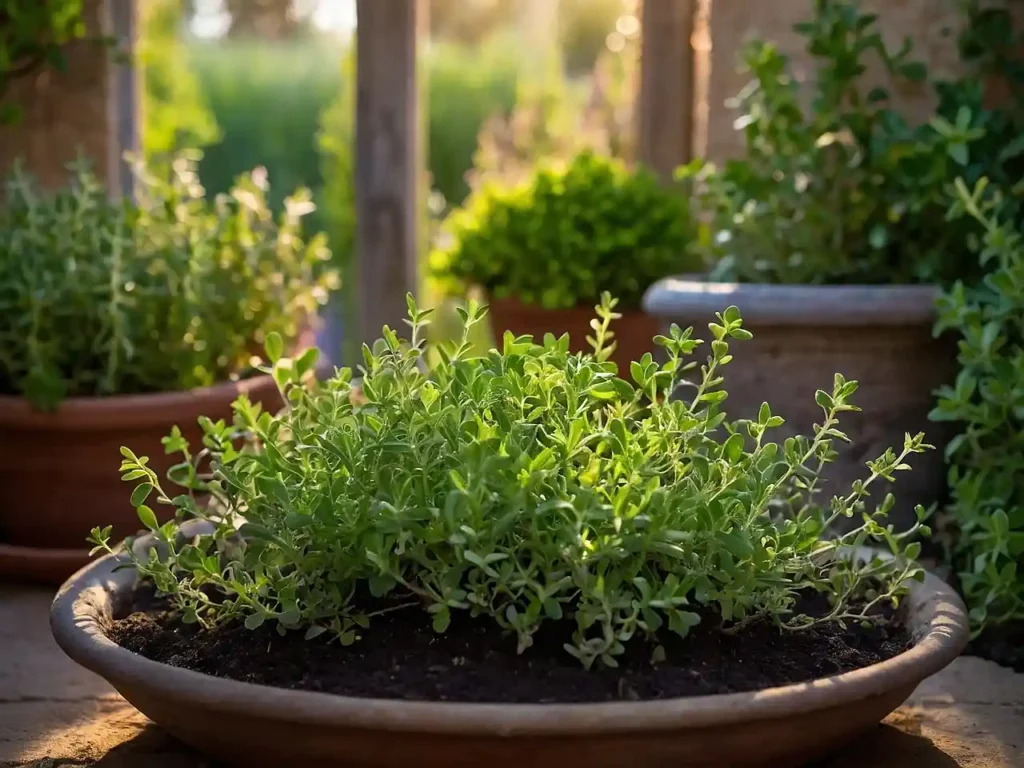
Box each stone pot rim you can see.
[50,521,968,737]
[0,374,279,432]
[642,278,941,327]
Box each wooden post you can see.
[637,0,697,181]
[354,0,424,346]
[0,0,137,194]
[109,0,139,197]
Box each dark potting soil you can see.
[108,587,911,704]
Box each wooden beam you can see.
[108,0,139,197]
[637,0,697,181]
[354,0,424,346]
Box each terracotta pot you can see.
[0,375,282,583]
[51,520,968,768]
[643,280,956,529]
[487,296,660,374]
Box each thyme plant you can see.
[92,296,931,668]
[932,178,1024,630]
[0,153,338,410]
[685,0,1019,286]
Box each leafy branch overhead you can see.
[94,295,930,669]
[0,0,115,125]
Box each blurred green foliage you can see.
[188,39,343,237]
[558,0,628,75]
[140,0,219,160]
[430,151,699,311]
[427,42,521,208]
[429,0,519,46]
[316,40,521,266]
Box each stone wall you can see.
[0,0,135,193]
[704,0,985,161]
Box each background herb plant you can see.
[932,177,1024,631]
[0,153,338,411]
[430,151,699,311]
[685,0,1023,286]
[93,294,930,669]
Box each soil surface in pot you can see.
[109,587,910,704]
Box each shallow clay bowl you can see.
[51,523,969,768]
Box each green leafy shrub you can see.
[93,294,931,668]
[925,1,1024,638]
[932,178,1024,629]
[0,154,337,411]
[431,152,698,310]
[686,0,1021,286]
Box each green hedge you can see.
[181,38,520,261]
[187,39,343,236]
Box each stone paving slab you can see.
[2,586,1022,767]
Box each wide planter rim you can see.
[51,522,968,737]
[642,278,942,327]
[0,374,278,431]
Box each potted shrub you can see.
[0,153,337,582]
[644,0,1024,527]
[430,150,700,372]
[931,177,1024,669]
[926,3,1024,671]
[52,295,967,766]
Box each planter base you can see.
[50,522,969,768]
[0,542,91,585]
[643,280,955,530]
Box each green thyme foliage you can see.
[932,178,1024,630]
[684,0,1021,286]
[93,294,931,668]
[430,151,700,311]
[0,153,338,410]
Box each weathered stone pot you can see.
[488,295,659,374]
[0,375,283,584]
[50,521,968,768]
[643,280,956,529]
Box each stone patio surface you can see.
[1,585,1022,767]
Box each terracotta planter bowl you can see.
[0,375,282,584]
[51,522,968,768]
[487,296,659,374]
[643,280,956,529]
